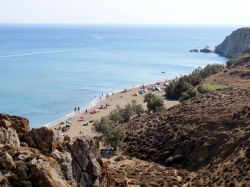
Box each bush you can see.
[144,93,164,113]
[93,117,124,151]
[179,88,197,102]
[109,105,123,124]
[121,103,134,122]
[131,100,145,116]
[200,64,224,79]
[197,84,224,93]
[93,117,111,134]
[109,101,145,123]
[103,126,124,151]
[165,79,194,99]
[165,64,224,101]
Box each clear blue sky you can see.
[0,0,250,25]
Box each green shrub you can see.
[93,117,111,134]
[103,126,124,151]
[144,93,164,113]
[197,84,224,93]
[131,100,145,116]
[165,79,194,99]
[200,64,224,78]
[165,64,224,100]
[121,103,134,122]
[93,117,124,151]
[109,105,123,124]
[179,88,197,102]
[109,101,145,123]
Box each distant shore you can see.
[47,80,179,138]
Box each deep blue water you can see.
[0,25,236,127]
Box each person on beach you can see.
[85,109,88,114]
[74,107,76,116]
[78,106,80,115]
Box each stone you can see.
[0,126,20,147]
[0,120,11,128]
[0,152,16,169]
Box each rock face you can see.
[0,124,20,147]
[26,127,61,154]
[0,114,109,187]
[215,27,250,58]
[123,88,250,186]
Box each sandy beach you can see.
[48,81,179,138]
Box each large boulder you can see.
[215,27,250,58]
[0,120,20,147]
[25,127,61,154]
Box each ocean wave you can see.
[0,49,71,58]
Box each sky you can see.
[0,0,250,25]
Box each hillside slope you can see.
[203,54,250,88]
[121,88,250,186]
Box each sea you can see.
[0,24,236,128]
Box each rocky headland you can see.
[215,27,250,58]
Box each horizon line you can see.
[0,23,247,27]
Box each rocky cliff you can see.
[215,27,250,58]
[0,114,109,187]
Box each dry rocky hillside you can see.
[107,51,250,186]
[0,114,115,187]
[120,88,250,186]
[203,54,250,88]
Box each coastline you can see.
[47,79,179,138]
[43,78,171,128]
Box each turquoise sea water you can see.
[0,25,235,128]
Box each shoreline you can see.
[43,78,171,128]
[47,79,179,138]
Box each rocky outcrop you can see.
[0,119,20,147]
[200,48,213,53]
[215,27,250,58]
[25,127,62,154]
[189,48,213,53]
[0,114,109,187]
[0,113,29,133]
[189,49,199,52]
[52,136,107,187]
[0,145,71,187]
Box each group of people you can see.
[74,106,81,116]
